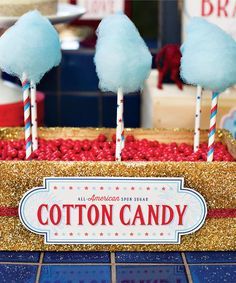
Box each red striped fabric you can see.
[0,207,235,219]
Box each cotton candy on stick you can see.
[181,19,206,152]
[181,17,236,161]
[0,11,61,157]
[94,13,152,161]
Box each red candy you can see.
[0,134,234,162]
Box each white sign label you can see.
[19,177,207,245]
[183,0,236,39]
[79,0,125,20]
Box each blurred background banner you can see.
[78,0,125,20]
[183,0,236,39]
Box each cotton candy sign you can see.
[19,177,207,245]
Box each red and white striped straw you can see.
[207,92,219,162]
[30,81,38,151]
[22,74,32,160]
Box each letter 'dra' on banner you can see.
[19,177,207,244]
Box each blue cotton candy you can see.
[0,10,61,84]
[181,17,236,92]
[94,13,152,94]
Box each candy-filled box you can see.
[0,127,235,251]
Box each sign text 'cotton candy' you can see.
[19,177,207,245]
[94,13,152,94]
[180,17,236,92]
[0,10,61,84]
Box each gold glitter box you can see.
[0,127,235,251]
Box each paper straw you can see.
[194,85,202,152]
[207,92,219,162]
[115,87,124,161]
[121,121,125,150]
[121,93,125,151]
[22,73,32,160]
[30,81,38,151]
